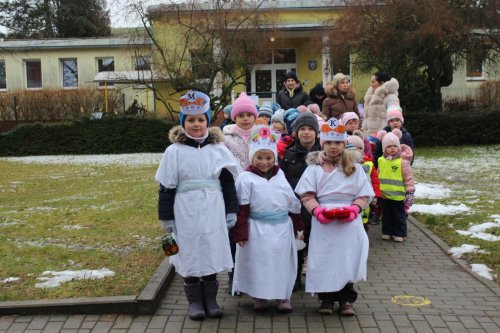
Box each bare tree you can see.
[126,0,276,121]
[327,0,500,112]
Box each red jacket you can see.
[363,154,381,198]
[277,135,294,159]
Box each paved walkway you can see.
[1,219,499,333]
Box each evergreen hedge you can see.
[404,111,500,146]
[1,112,499,156]
[0,118,176,156]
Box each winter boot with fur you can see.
[184,282,206,320]
[201,280,224,318]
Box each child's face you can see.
[388,118,402,129]
[271,121,285,133]
[235,112,255,130]
[258,115,271,124]
[345,119,359,132]
[323,141,344,159]
[385,145,399,157]
[252,150,275,173]
[184,114,207,138]
[297,125,316,146]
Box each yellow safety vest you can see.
[361,161,374,224]
[378,157,405,201]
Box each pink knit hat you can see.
[231,92,258,120]
[307,103,320,115]
[341,112,359,125]
[346,134,364,150]
[386,105,404,124]
[378,128,402,152]
[297,105,309,113]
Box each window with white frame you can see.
[97,57,115,86]
[61,59,78,88]
[190,49,213,81]
[0,60,6,90]
[25,60,42,88]
[133,56,152,71]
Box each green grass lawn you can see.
[0,157,164,301]
[412,145,499,283]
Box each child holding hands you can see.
[295,118,374,316]
[231,126,304,313]
[156,91,240,320]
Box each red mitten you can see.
[338,205,360,223]
[313,207,334,224]
[324,208,351,219]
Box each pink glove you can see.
[313,207,334,224]
[338,205,360,223]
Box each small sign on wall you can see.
[308,60,317,71]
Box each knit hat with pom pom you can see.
[346,134,365,151]
[231,92,258,120]
[307,103,320,115]
[378,128,402,152]
[386,105,404,124]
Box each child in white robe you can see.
[155,91,239,321]
[295,117,374,316]
[231,126,304,313]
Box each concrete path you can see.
[1,218,499,333]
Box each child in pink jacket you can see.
[376,128,415,242]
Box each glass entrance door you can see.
[249,64,295,105]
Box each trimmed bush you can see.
[404,111,500,146]
[0,118,177,156]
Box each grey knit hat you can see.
[293,112,319,134]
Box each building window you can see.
[97,57,115,86]
[61,59,78,88]
[274,49,296,64]
[26,60,42,88]
[466,53,484,79]
[0,60,6,90]
[133,56,152,71]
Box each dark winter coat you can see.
[308,83,326,106]
[373,125,414,168]
[276,84,309,110]
[280,138,322,190]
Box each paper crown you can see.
[179,90,210,115]
[320,117,347,142]
[249,126,278,161]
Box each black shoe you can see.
[318,300,334,315]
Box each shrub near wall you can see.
[404,111,500,146]
[0,118,176,156]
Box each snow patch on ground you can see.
[456,218,500,241]
[1,277,20,283]
[35,268,115,288]
[470,264,496,281]
[414,183,451,199]
[62,225,86,230]
[409,203,471,215]
[1,153,163,166]
[448,244,487,258]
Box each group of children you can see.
[155,89,415,320]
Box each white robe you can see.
[232,169,301,300]
[155,142,239,277]
[295,163,374,293]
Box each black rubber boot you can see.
[202,280,223,318]
[184,282,206,320]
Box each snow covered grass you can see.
[0,154,164,301]
[412,145,500,282]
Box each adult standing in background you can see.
[322,73,359,120]
[276,71,309,110]
[308,83,327,107]
[362,72,399,136]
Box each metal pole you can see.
[105,81,109,113]
[13,95,18,128]
[122,93,126,116]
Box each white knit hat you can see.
[248,126,278,162]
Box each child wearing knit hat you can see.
[376,128,415,242]
[231,126,304,313]
[342,112,373,159]
[279,112,321,291]
[295,117,374,316]
[220,104,234,130]
[277,108,300,158]
[156,90,239,320]
[345,134,381,231]
[271,109,286,134]
[373,105,414,169]
[223,92,258,171]
[258,105,274,125]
